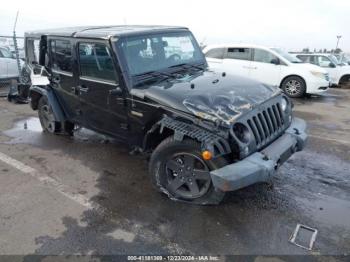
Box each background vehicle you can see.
[0,47,23,80]
[296,53,350,87]
[26,26,306,205]
[334,53,350,66]
[203,44,330,98]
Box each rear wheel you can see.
[281,76,306,98]
[149,136,228,205]
[38,96,60,134]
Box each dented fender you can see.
[29,85,66,123]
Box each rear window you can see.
[50,39,72,73]
[26,38,40,64]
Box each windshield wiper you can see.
[133,70,175,84]
[169,62,206,71]
[134,70,173,79]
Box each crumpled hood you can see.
[131,70,281,125]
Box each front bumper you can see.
[306,79,330,94]
[210,117,307,192]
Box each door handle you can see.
[78,85,89,93]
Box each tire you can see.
[339,75,350,89]
[38,96,61,134]
[149,136,228,205]
[281,76,306,98]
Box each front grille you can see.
[246,103,285,149]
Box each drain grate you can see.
[289,223,318,250]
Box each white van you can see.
[295,53,350,87]
[203,44,330,97]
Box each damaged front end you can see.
[157,91,306,193]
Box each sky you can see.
[0,0,349,52]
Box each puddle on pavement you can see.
[296,195,350,229]
[2,117,115,147]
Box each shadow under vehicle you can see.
[25,25,307,204]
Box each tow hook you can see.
[293,128,300,135]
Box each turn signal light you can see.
[202,150,212,160]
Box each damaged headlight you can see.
[281,96,288,112]
[232,123,251,144]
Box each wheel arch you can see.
[30,85,66,123]
[339,74,350,85]
[143,115,231,157]
[279,74,307,89]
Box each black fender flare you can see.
[29,85,66,123]
[145,116,232,158]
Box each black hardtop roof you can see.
[25,25,189,39]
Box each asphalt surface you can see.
[0,89,349,259]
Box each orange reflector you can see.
[202,150,212,160]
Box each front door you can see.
[249,48,281,87]
[77,41,128,138]
[223,47,252,78]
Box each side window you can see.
[78,43,116,82]
[253,49,278,64]
[297,55,310,63]
[226,48,251,61]
[50,39,72,72]
[317,56,332,67]
[205,48,225,59]
[26,39,40,64]
[0,48,14,58]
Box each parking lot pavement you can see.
[0,89,349,256]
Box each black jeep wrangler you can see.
[25,26,307,204]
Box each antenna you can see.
[13,10,19,32]
[13,10,23,83]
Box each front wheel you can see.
[149,136,228,205]
[281,76,306,98]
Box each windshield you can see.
[117,31,205,77]
[0,48,15,58]
[271,48,302,63]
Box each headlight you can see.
[281,97,288,111]
[310,70,326,79]
[232,123,251,144]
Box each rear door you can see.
[77,41,128,138]
[249,48,281,86]
[222,47,252,78]
[49,38,81,121]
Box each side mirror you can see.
[328,62,336,68]
[270,58,280,65]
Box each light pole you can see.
[336,35,342,50]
